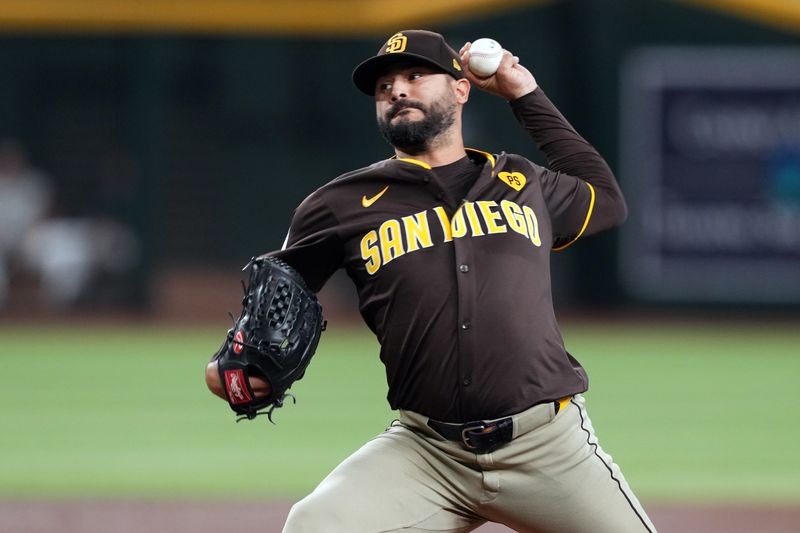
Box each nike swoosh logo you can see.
[361,186,389,208]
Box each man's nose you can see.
[390,80,408,101]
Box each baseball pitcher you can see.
[205,30,656,533]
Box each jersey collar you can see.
[389,148,496,171]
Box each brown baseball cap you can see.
[352,30,465,95]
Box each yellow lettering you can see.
[363,202,541,274]
[379,219,405,264]
[402,211,433,252]
[477,201,507,235]
[523,206,542,246]
[462,201,485,236]
[451,207,468,238]
[501,200,528,237]
[433,206,453,242]
[360,230,381,275]
[385,32,408,53]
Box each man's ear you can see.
[455,78,470,104]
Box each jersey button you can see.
[435,192,444,200]
[459,264,469,273]
[423,176,430,183]
[461,321,471,330]
[462,377,471,386]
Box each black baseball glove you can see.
[213,256,325,422]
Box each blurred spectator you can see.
[0,139,53,308]
[0,138,142,311]
[20,218,140,309]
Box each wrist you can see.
[509,85,541,106]
[508,80,538,101]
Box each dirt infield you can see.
[1,501,799,533]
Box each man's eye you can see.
[409,73,422,80]
[378,82,392,92]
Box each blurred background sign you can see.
[620,47,800,303]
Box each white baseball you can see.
[468,38,503,78]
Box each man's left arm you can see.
[460,44,626,240]
[509,88,627,236]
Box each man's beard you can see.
[377,98,456,154]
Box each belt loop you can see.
[555,396,572,415]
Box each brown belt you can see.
[426,397,571,454]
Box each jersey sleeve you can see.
[510,88,627,249]
[538,168,596,250]
[265,191,343,293]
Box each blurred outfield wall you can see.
[0,0,798,314]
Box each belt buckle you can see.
[461,422,492,450]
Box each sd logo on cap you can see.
[352,30,465,95]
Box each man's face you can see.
[374,64,457,154]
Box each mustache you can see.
[386,100,425,120]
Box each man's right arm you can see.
[205,359,270,400]
[205,190,342,402]
[265,191,344,293]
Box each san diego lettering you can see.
[360,199,542,275]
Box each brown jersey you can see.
[269,88,626,422]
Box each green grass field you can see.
[1,320,798,503]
